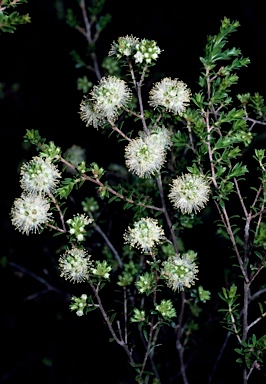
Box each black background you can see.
[1,0,266,383]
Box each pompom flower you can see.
[109,35,139,58]
[149,77,191,115]
[10,193,52,235]
[125,128,172,178]
[124,217,165,253]
[161,251,198,291]
[58,247,92,283]
[168,173,210,214]
[20,156,61,195]
[79,97,103,129]
[90,76,132,121]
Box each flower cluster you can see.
[109,35,139,58]
[82,197,99,214]
[155,299,176,320]
[80,76,132,127]
[10,155,62,235]
[91,260,112,279]
[10,193,52,235]
[149,77,191,115]
[79,98,103,129]
[58,247,92,283]
[117,261,138,287]
[231,130,253,147]
[161,251,198,291]
[134,39,161,64]
[130,308,146,323]
[117,272,134,287]
[20,156,61,195]
[168,173,210,214]
[70,294,88,317]
[125,128,172,178]
[109,36,161,65]
[124,217,165,253]
[135,272,156,295]
[66,213,93,242]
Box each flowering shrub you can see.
[8,3,266,383]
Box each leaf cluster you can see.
[0,0,30,33]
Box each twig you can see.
[92,219,123,268]
[59,155,163,212]
[176,291,189,384]
[156,173,179,254]
[108,119,132,142]
[9,261,63,297]
[47,190,66,233]
[88,277,135,365]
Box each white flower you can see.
[169,173,210,214]
[91,76,132,121]
[109,35,139,58]
[10,193,52,235]
[134,51,144,64]
[161,252,198,291]
[67,213,93,242]
[124,217,165,253]
[135,272,155,294]
[130,308,146,323]
[149,77,191,115]
[58,247,92,283]
[79,97,104,129]
[134,39,161,64]
[125,128,172,178]
[155,299,176,319]
[91,260,112,279]
[20,156,61,195]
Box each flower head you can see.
[155,299,176,320]
[131,308,146,323]
[79,97,104,129]
[58,247,92,283]
[70,294,88,317]
[134,39,161,64]
[161,251,198,291]
[125,128,172,178]
[90,76,132,121]
[66,213,93,242]
[169,173,210,214]
[10,193,52,235]
[20,156,61,195]
[149,77,191,115]
[109,35,139,58]
[91,260,112,279]
[124,217,165,253]
[135,272,156,295]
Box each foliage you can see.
[7,3,266,384]
[0,0,30,33]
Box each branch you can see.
[88,277,135,365]
[156,173,179,254]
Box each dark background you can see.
[1,0,266,383]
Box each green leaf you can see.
[227,163,248,179]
